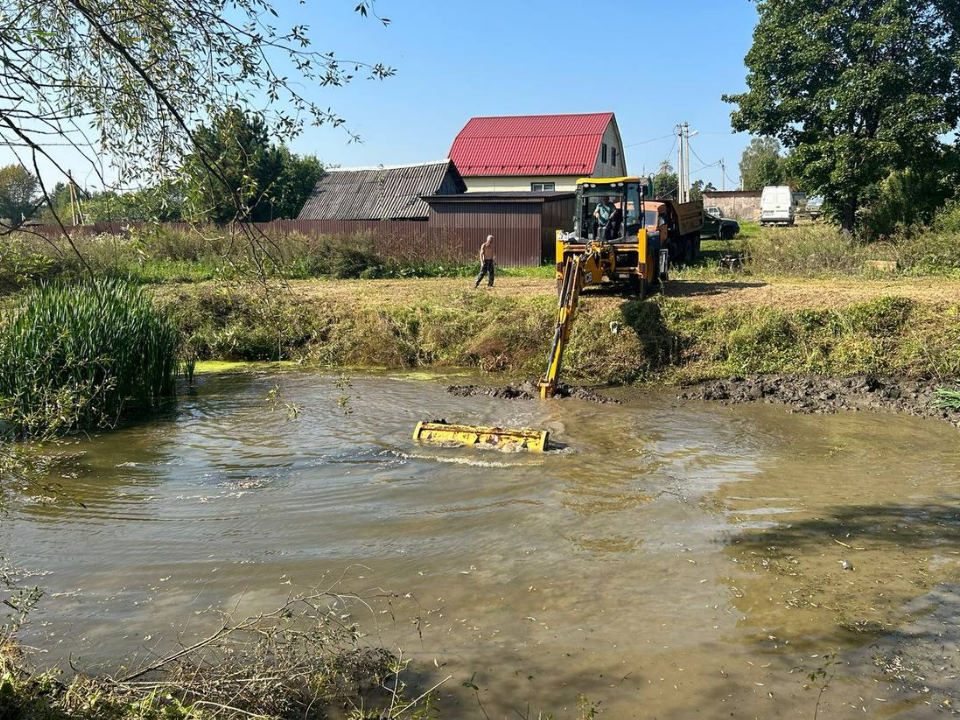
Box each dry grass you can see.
[159,274,960,314]
[1,578,446,720]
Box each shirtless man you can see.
[475,235,495,288]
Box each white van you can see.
[760,185,795,226]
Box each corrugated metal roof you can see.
[297,160,466,220]
[449,113,614,177]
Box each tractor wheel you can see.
[690,234,701,262]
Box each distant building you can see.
[702,190,763,221]
[449,113,626,193]
[298,159,466,220]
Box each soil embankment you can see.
[161,277,960,399]
[448,381,620,403]
[680,374,960,428]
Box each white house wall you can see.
[592,119,627,178]
[464,175,582,192]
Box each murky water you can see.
[4,371,960,719]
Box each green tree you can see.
[724,0,960,233]
[859,149,960,237]
[0,0,390,233]
[184,108,281,223]
[0,165,39,223]
[739,137,786,190]
[83,182,186,223]
[653,161,679,199]
[269,149,324,221]
[183,108,323,223]
[690,180,717,202]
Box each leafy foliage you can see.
[0,0,391,230]
[0,165,39,224]
[933,386,960,409]
[738,137,787,190]
[859,160,960,238]
[82,182,187,223]
[725,0,960,231]
[653,162,679,199]
[183,109,323,223]
[0,279,180,436]
[689,179,717,201]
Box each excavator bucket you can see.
[413,421,549,452]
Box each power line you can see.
[692,160,720,174]
[689,141,713,170]
[625,132,676,148]
[722,166,738,188]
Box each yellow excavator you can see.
[415,176,703,448]
[539,176,702,398]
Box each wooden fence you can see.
[19,219,543,267]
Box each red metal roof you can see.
[449,113,614,177]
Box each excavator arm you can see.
[539,253,590,399]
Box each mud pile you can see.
[681,374,960,427]
[447,382,621,404]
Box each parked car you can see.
[760,185,795,226]
[701,206,740,240]
[806,195,824,220]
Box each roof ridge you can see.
[465,111,613,120]
[326,159,451,172]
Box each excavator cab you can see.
[557,177,660,298]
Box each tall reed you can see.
[0,279,180,436]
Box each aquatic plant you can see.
[933,385,960,409]
[0,279,180,436]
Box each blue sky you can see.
[280,0,760,190]
[4,0,761,191]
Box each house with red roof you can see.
[448,112,627,192]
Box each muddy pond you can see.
[5,370,960,719]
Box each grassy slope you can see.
[157,271,960,385]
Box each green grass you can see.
[0,279,180,436]
[4,219,960,291]
[160,284,960,385]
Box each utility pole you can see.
[68,173,78,226]
[677,124,684,202]
[677,122,693,203]
[720,158,726,192]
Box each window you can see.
[602,143,608,163]
[625,183,640,229]
[531,182,555,192]
[611,148,618,168]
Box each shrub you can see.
[896,229,960,276]
[165,285,317,361]
[0,279,180,436]
[741,226,893,275]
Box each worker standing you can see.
[475,235,495,288]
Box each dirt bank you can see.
[680,374,960,428]
[448,381,620,403]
